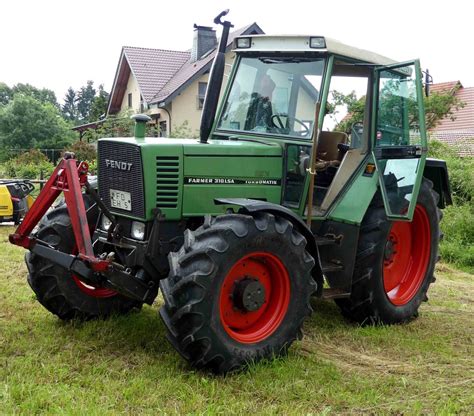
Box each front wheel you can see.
[159,213,316,373]
[336,179,441,324]
[26,198,142,320]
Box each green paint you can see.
[183,185,281,216]
[329,159,379,224]
[134,122,146,139]
[372,60,427,221]
[99,50,430,233]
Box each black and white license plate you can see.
[110,189,131,211]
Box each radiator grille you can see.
[156,156,179,208]
[98,141,145,218]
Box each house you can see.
[106,22,264,137]
[428,81,474,157]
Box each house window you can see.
[128,93,132,108]
[197,82,207,109]
[159,121,168,137]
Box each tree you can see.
[77,80,96,121]
[328,86,465,132]
[11,83,59,108]
[0,83,12,105]
[89,84,109,121]
[424,84,465,129]
[329,90,366,133]
[62,87,78,122]
[0,94,76,158]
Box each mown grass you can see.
[1,225,473,415]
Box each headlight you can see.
[309,36,326,48]
[236,37,251,48]
[131,221,146,241]
[101,215,112,231]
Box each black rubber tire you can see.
[26,197,142,320]
[159,213,316,373]
[335,178,441,324]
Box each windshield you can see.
[217,56,325,138]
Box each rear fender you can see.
[423,158,452,208]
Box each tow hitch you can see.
[9,154,157,304]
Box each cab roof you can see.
[234,35,397,66]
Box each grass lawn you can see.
[0,224,473,414]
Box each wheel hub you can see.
[219,251,290,344]
[233,277,266,312]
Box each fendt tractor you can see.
[10,11,451,373]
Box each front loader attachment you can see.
[9,154,157,304]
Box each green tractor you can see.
[10,11,451,373]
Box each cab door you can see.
[372,60,427,220]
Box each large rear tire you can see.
[26,198,142,320]
[159,213,316,373]
[336,179,441,324]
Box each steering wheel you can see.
[270,114,310,137]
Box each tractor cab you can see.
[213,34,429,221]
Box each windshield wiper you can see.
[259,57,316,64]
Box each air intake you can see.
[156,156,180,208]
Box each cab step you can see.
[321,261,344,273]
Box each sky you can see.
[1,0,472,104]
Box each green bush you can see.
[428,139,473,203]
[440,204,474,273]
[429,139,474,271]
[64,141,97,162]
[0,149,54,179]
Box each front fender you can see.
[214,198,323,294]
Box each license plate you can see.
[110,189,131,211]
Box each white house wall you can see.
[120,73,141,113]
[171,54,235,137]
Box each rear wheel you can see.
[26,197,142,320]
[159,213,316,373]
[336,179,441,324]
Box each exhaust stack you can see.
[199,10,233,144]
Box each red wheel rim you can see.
[219,252,290,344]
[72,275,117,298]
[383,204,431,305]
[71,246,117,298]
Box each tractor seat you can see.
[317,131,348,162]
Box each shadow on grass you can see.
[37,296,359,372]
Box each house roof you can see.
[150,23,264,105]
[428,81,474,157]
[107,23,263,114]
[107,48,190,114]
[123,47,190,103]
[429,81,462,94]
[431,84,474,132]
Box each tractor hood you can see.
[103,137,282,156]
[97,137,283,221]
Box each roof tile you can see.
[123,47,190,102]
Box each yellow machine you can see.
[0,181,35,224]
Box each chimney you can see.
[191,24,217,62]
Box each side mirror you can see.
[423,69,433,97]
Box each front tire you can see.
[159,213,316,373]
[336,179,441,324]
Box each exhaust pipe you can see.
[199,9,233,143]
